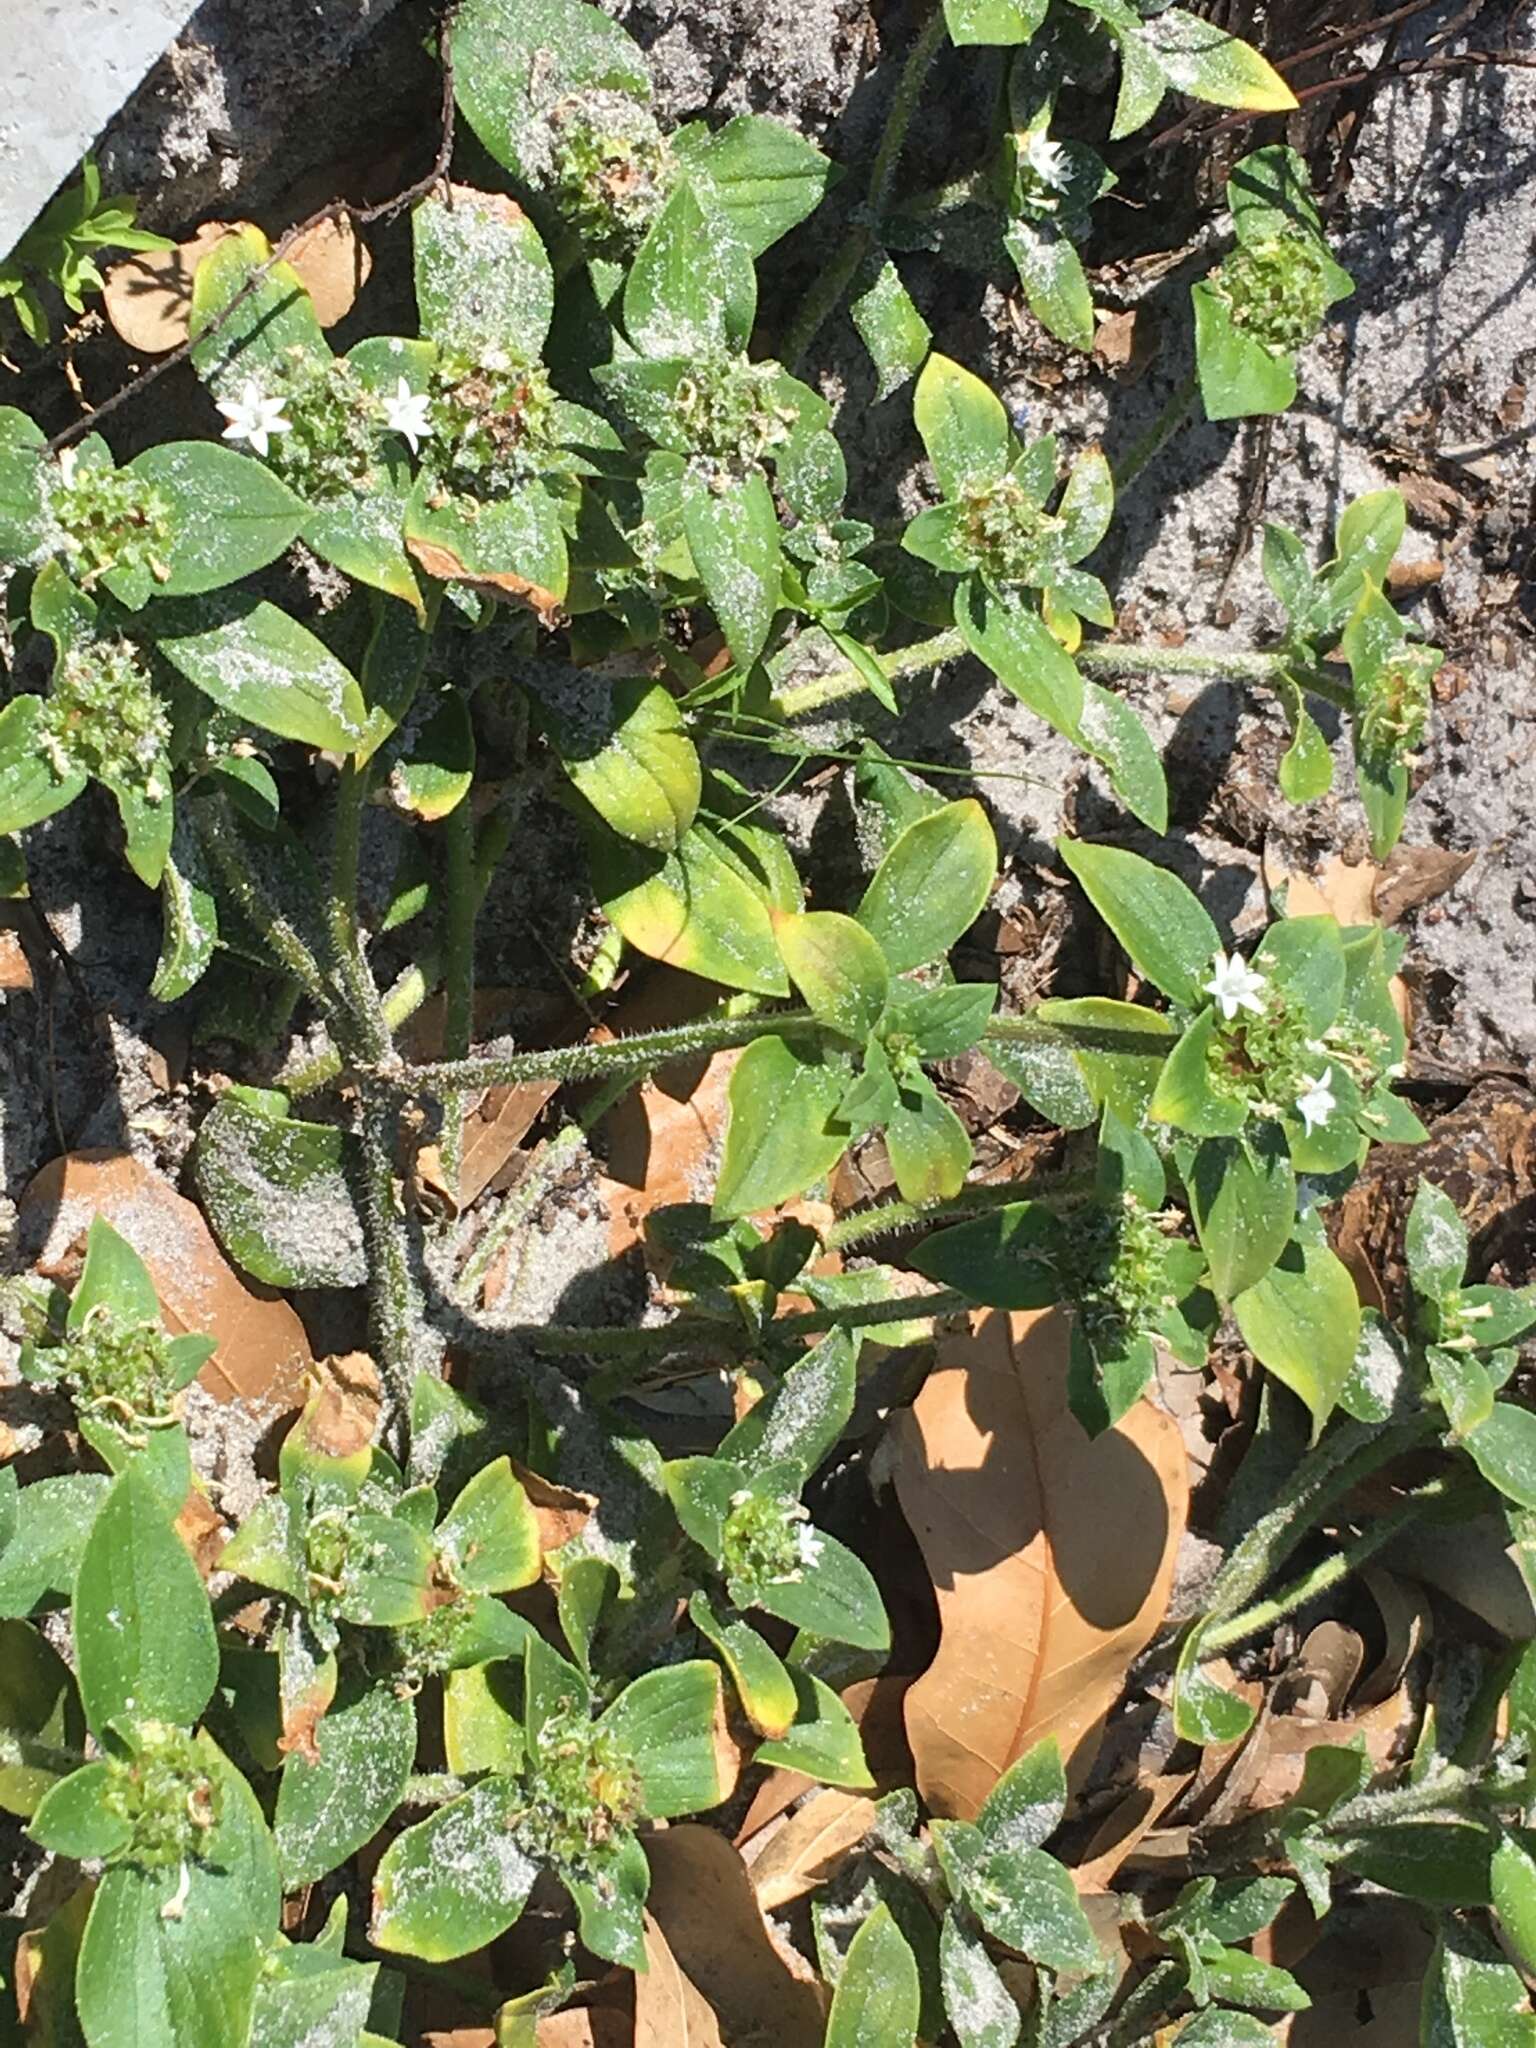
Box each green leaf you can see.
[911,1202,1063,1309]
[750,1529,890,1653]
[30,1761,131,1861]
[1005,218,1094,352]
[274,1673,416,1888]
[886,1071,973,1202]
[451,0,652,185]
[387,688,475,821]
[857,799,997,973]
[190,224,327,383]
[714,1033,852,1217]
[601,1660,727,1816]
[1173,1629,1255,1744]
[404,477,568,606]
[371,1776,536,1960]
[1078,679,1169,833]
[154,598,366,752]
[305,467,423,616]
[976,1737,1067,1852]
[956,577,1086,739]
[913,354,1012,501]
[717,1326,858,1479]
[76,1855,262,2048]
[1148,1009,1248,1138]
[436,1457,541,1594]
[154,840,216,994]
[1234,1235,1360,1433]
[0,1619,85,1817]
[754,1668,873,1787]
[680,463,781,673]
[958,1837,1100,1971]
[1056,837,1219,1010]
[1277,692,1334,803]
[566,1831,650,1970]
[1188,1128,1295,1301]
[70,1213,161,1329]
[1340,1822,1493,1908]
[939,1907,1020,2047]
[339,1513,434,1627]
[249,1939,380,2048]
[689,1592,797,1739]
[680,114,834,258]
[413,188,553,362]
[1405,1181,1468,1302]
[1137,10,1296,112]
[193,1085,365,1290]
[127,443,307,596]
[627,181,755,356]
[1176,2012,1281,2046]
[826,1902,921,2048]
[1191,281,1297,421]
[1465,1404,1536,1512]
[774,909,890,1040]
[0,406,48,560]
[553,677,700,851]
[850,254,931,401]
[946,0,1047,42]
[73,1462,218,1737]
[1493,1835,1536,1979]
[1423,1919,1536,2047]
[0,1473,109,1618]
[0,694,85,835]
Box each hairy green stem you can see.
[281,957,435,1100]
[438,798,478,1199]
[1201,1411,1439,1630]
[480,1285,970,1362]
[823,1170,1092,1254]
[1112,369,1199,492]
[401,1007,820,1098]
[327,759,392,1063]
[358,1094,429,1415]
[782,2,948,369]
[1202,1473,1457,1655]
[772,623,1348,722]
[196,804,332,1009]
[455,1120,587,1306]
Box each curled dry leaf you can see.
[402,990,573,1216]
[517,1462,596,1557]
[637,1914,728,2048]
[20,1150,312,1411]
[103,215,371,352]
[403,538,564,629]
[742,1789,880,1911]
[0,927,34,991]
[640,1826,826,2045]
[892,1307,1188,1818]
[302,1351,382,1458]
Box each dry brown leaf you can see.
[1266,849,1381,929]
[402,989,572,1214]
[405,536,565,628]
[516,1463,595,1555]
[20,1150,312,1412]
[1374,844,1476,925]
[103,216,370,353]
[1071,1771,1193,1893]
[641,1827,826,2045]
[0,928,34,991]
[176,1490,227,1582]
[743,1790,880,1910]
[892,1307,1188,1817]
[636,1913,728,2047]
[301,1352,381,1459]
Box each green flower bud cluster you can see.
[40,637,170,797]
[677,353,798,474]
[55,1304,181,1432]
[518,1706,643,1871]
[1215,235,1331,354]
[1064,1195,1179,1354]
[428,349,557,496]
[395,1597,474,1678]
[721,1486,821,1600]
[252,350,382,501]
[1356,641,1435,762]
[104,1722,219,1869]
[303,1508,355,1611]
[958,475,1063,588]
[50,458,173,590]
[547,90,677,257]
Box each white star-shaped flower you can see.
[383,377,433,454]
[217,379,291,459]
[1294,1068,1337,1136]
[1202,949,1269,1022]
[1023,130,1070,191]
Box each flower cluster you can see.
[49,1303,181,1437]
[103,1722,219,1870]
[220,353,381,500]
[40,636,170,799]
[721,1486,823,1599]
[547,89,677,257]
[1212,235,1331,354]
[676,353,799,475]
[425,348,558,496]
[517,1706,644,1873]
[49,451,173,590]
[1064,1194,1183,1357]
[1356,640,1435,763]
[958,473,1064,589]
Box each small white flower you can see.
[217,379,291,458]
[383,376,433,454]
[796,1524,825,1570]
[1203,949,1269,1022]
[1023,130,1070,190]
[55,447,78,487]
[1294,1067,1337,1136]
